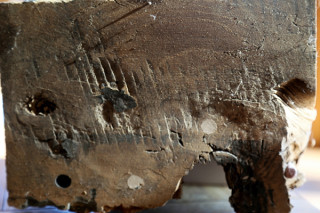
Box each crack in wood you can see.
[98,2,151,31]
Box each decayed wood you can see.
[0,0,316,212]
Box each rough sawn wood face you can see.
[0,0,316,213]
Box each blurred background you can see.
[1,0,320,212]
[312,0,320,147]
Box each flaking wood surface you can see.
[0,0,316,212]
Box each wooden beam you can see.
[0,0,316,212]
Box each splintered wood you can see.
[0,0,316,212]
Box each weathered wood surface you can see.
[0,0,316,212]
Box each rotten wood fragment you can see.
[0,0,316,212]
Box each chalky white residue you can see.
[201,119,217,134]
[127,175,145,190]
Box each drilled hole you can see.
[26,93,56,115]
[55,174,71,188]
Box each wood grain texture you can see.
[0,0,316,212]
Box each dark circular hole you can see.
[55,174,71,188]
[284,166,296,179]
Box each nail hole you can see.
[284,166,296,179]
[55,174,71,188]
